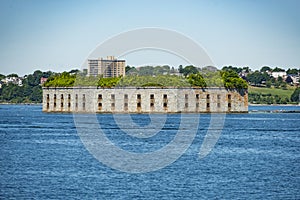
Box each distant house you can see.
[169,71,182,76]
[290,74,299,85]
[40,77,48,85]
[2,77,23,86]
[271,71,287,79]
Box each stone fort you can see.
[42,87,248,113]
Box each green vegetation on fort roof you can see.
[43,68,248,89]
[43,72,100,87]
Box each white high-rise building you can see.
[88,56,126,77]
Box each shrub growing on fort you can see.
[117,75,190,87]
[98,77,121,88]
[221,70,248,89]
[187,73,207,87]
[43,72,76,87]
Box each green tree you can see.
[277,76,283,83]
[98,77,121,88]
[280,82,287,90]
[247,71,265,85]
[69,69,80,74]
[242,66,250,73]
[221,70,248,89]
[291,88,300,102]
[260,66,272,72]
[266,80,272,88]
[286,68,299,75]
[42,71,54,78]
[125,65,132,73]
[43,72,76,87]
[29,86,42,102]
[272,67,285,72]
[222,66,243,73]
[178,65,183,73]
[187,73,207,87]
[182,65,198,77]
[7,73,19,77]
[0,74,5,80]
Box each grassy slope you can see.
[248,86,295,98]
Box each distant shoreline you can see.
[249,103,299,106]
[0,102,42,105]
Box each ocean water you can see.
[0,104,299,199]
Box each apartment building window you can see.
[196,94,200,99]
[124,94,128,99]
[196,103,199,108]
[68,94,71,100]
[163,102,167,108]
[185,94,188,99]
[150,94,154,99]
[68,102,71,108]
[185,103,188,108]
[137,94,141,99]
[98,94,102,100]
[207,103,210,108]
[217,103,221,108]
[83,94,86,101]
[54,94,57,100]
[137,102,141,108]
[61,94,64,99]
[46,94,50,100]
[206,94,210,99]
[111,94,115,100]
[217,94,221,99]
[150,102,154,107]
[163,94,167,99]
[228,103,231,108]
[83,102,86,110]
[46,103,49,109]
[228,94,231,100]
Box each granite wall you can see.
[42,87,248,113]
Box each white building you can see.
[1,77,23,86]
[271,71,287,79]
[88,56,126,77]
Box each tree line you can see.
[1,65,299,103]
[0,70,54,103]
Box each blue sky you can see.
[0,0,299,76]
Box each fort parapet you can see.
[42,87,248,113]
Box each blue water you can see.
[0,105,299,199]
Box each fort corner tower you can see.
[87,56,126,77]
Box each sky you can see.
[0,0,299,76]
